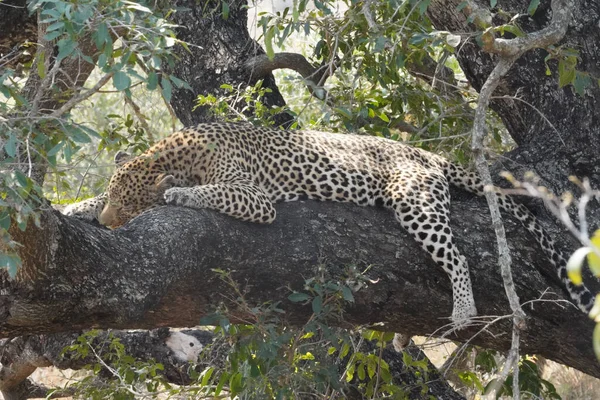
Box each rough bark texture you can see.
[168,0,293,127]
[4,194,599,378]
[427,0,600,196]
[0,0,36,71]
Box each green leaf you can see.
[490,0,497,7]
[214,372,228,395]
[573,72,591,96]
[68,127,91,143]
[147,71,158,90]
[94,22,109,49]
[501,24,524,37]
[588,230,600,276]
[47,141,65,157]
[169,75,188,89]
[43,30,62,42]
[345,361,355,382]
[288,292,310,302]
[527,0,540,15]
[311,296,323,314]
[222,1,229,19]
[418,0,431,14]
[264,26,275,60]
[161,77,172,102]
[98,53,107,69]
[594,322,600,361]
[374,36,387,53]
[200,367,214,387]
[113,71,131,91]
[558,59,576,88]
[4,134,17,157]
[0,211,10,230]
[341,286,354,302]
[0,253,20,278]
[334,107,353,119]
[56,39,77,61]
[46,21,65,32]
[229,372,243,394]
[358,363,366,380]
[14,170,30,189]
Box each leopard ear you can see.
[155,174,176,193]
[114,151,132,166]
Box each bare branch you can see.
[48,72,114,119]
[470,0,575,397]
[482,0,573,57]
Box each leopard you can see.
[71,122,593,326]
[62,151,131,221]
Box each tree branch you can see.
[3,196,599,378]
[481,0,573,57]
[245,52,334,102]
[470,0,575,396]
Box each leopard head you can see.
[99,153,176,228]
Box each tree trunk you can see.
[167,0,293,127]
[427,0,600,195]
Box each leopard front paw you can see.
[164,187,202,208]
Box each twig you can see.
[471,0,574,397]
[49,72,114,118]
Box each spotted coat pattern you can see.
[63,193,107,221]
[89,122,592,325]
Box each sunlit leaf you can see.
[528,0,540,15]
[264,26,275,60]
[594,322,600,360]
[566,247,590,285]
[588,230,600,276]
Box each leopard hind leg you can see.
[387,170,477,327]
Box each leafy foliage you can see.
[62,269,440,399]
[255,0,511,159]
[1,0,182,268]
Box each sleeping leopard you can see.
[64,122,594,326]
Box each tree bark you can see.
[427,0,600,194]
[4,193,599,378]
[0,0,36,72]
[167,0,293,127]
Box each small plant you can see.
[195,81,295,127]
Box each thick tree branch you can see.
[245,52,334,103]
[3,195,599,378]
[481,0,573,57]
